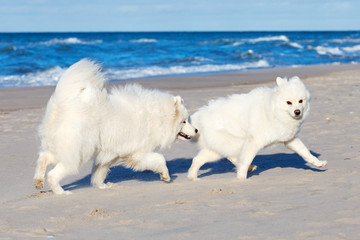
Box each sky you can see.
[0,0,359,32]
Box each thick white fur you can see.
[188,76,327,181]
[33,59,197,195]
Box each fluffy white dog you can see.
[33,59,197,195]
[188,76,327,181]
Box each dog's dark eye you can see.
[299,99,303,103]
[183,120,186,124]
[286,101,292,105]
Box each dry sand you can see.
[0,64,359,239]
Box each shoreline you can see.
[130,63,360,90]
[0,63,359,111]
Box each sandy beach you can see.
[0,64,359,239]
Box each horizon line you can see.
[1,29,360,34]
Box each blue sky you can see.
[1,0,359,32]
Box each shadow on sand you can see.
[62,151,326,192]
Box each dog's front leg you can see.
[237,140,260,180]
[285,137,327,167]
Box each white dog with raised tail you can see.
[33,59,197,195]
[188,76,327,181]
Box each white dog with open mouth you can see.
[33,59,197,194]
[188,76,327,181]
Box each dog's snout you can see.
[195,129,198,134]
[294,109,301,116]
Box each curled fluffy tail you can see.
[54,59,106,102]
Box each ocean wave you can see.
[241,49,254,56]
[1,46,17,53]
[0,66,65,87]
[313,46,343,55]
[160,56,213,65]
[105,60,269,80]
[199,36,290,46]
[0,60,269,87]
[234,50,261,60]
[287,42,303,49]
[249,35,289,43]
[38,37,103,45]
[201,36,291,47]
[330,38,360,44]
[199,39,233,45]
[232,41,243,46]
[343,45,360,52]
[192,56,214,63]
[130,39,158,43]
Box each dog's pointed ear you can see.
[291,76,300,81]
[276,77,288,87]
[174,96,184,106]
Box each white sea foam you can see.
[194,35,290,46]
[191,56,214,63]
[38,38,103,45]
[130,39,158,43]
[0,60,270,87]
[199,39,233,45]
[105,60,269,81]
[288,42,303,49]
[0,60,269,87]
[0,66,65,87]
[331,38,360,44]
[232,41,243,46]
[314,46,343,55]
[343,45,360,52]
[249,35,289,43]
[238,50,257,59]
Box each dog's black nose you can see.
[294,109,301,116]
[195,129,198,134]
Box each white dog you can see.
[188,76,327,181]
[33,59,197,195]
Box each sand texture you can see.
[0,64,359,239]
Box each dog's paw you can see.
[34,178,44,190]
[97,182,113,189]
[313,160,327,168]
[236,174,248,182]
[188,175,200,181]
[160,172,171,182]
[248,165,257,173]
[53,190,72,195]
[187,171,200,181]
[187,168,200,181]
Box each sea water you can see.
[1,31,359,87]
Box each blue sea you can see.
[1,31,360,87]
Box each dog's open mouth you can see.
[292,114,303,120]
[178,132,191,140]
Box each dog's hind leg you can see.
[91,152,118,189]
[129,152,171,182]
[47,163,73,195]
[228,157,257,173]
[33,152,54,190]
[188,148,221,181]
[91,163,113,189]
